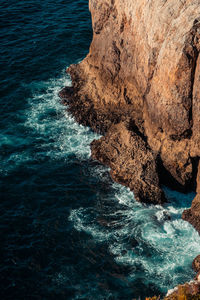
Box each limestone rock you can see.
[182,161,200,234]
[91,122,165,204]
[60,0,200,206]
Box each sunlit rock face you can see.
[60,0,200,211]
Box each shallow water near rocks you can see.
[1,1,200,299]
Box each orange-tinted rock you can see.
[191,52,200,158]
[60,0,200,206]
[91,122,166,204]
[193,255,200,273]
[182,161,200,234]
[147,280,200,299]
[164,282,200,299]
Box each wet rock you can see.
[58,86,74,102]
[164,281,200,299]
[193,255,200,273]
[182,161,200,234]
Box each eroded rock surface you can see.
[59,1,200,297]
[193,255,200,273]
[60,0,200,211]
[91,122,165,204]
[183,162,200,234]
[164,279,200,299]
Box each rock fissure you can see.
[187,28,200,136]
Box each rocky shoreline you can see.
[147,255,200,299]
[60,0,200,298]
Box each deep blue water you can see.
[1,1,200,299]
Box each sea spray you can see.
[69,183,200,295]
[25,72,200,297]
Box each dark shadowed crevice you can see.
[189,49,199,131]
[157,155,197,194]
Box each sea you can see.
[1,1,200,299]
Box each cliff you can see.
[59,0,200,298]
[60,0,200,234]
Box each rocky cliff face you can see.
[183,161,200,233]
[60,0,200,230]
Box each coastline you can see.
[59,0,200,298]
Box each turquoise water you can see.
[1,1,200,299]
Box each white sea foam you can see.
[69,181,200,293]
[1,71,101,177]
[1,72,100,176]
[24,71,100,161]
[4,69,199,295]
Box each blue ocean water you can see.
[0,1,200,299]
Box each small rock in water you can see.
[193,255,200,273]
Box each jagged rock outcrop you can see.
[91,122,165,204]
[183,162,200,234]
[146,255,200,299]
[60,1,200,212]
[164,280,200,299]
[147,280,200,299]
[193,255,200,274]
